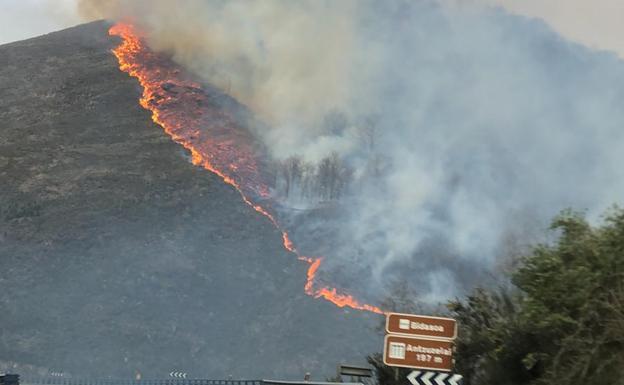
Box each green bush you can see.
[450,208,624,385]
[370,208,624,385]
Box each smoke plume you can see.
[80,0,624,302]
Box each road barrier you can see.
[22,379,262,385]
[21,378,362,385]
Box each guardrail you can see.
[20,378,364,385]
[22,379,262,385]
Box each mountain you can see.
[0,21,380,380]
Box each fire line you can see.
[108,22,383,314]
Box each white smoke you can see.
[80,0,624,301]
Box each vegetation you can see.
[273,111,385,202]
[275,152,353,201]
[369,208,624,385]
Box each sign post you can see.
[382,312,463,385]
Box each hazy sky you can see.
[477,0,624,58]
[0,0,80,45]
[1,0,623,59]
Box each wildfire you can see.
[109,22,383,315]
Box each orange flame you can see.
[109,22,383,315]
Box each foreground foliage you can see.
[452,209,624,385]
[370,209,624,385]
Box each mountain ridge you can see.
[0,20,379,380]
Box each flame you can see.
[109,22,383,315]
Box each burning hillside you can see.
[78,0,624,306]
[108,22,382,314]
[0,20,380,378]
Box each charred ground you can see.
[0,21,379,379]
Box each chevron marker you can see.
[448,374,463,385]
[407,370,463,385]
[407,371,421,385]
[434,373,448,385]
[421,371,435,385]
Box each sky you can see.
[0,0,80,45]
[1,0,624,59]
[476,0,624,58]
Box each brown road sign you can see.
[383,334,454,372]
[386,312,457,340]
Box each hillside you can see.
[0,21,379,380]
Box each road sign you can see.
[169,372,187,379]
[386,312,457,340]
[383,334,454,372]
[407,370,463,385]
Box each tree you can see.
[369,208,624,385]
[316,152,352,201]
[274,153,353,201]
[278,156,303,198]
[450,208,624,385]
[511,209,624,384]
[355,114,388,180]
[449,288,532,385]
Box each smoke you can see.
[80,0,624,301]
[471,0,624,61]
[78,0,359,159]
